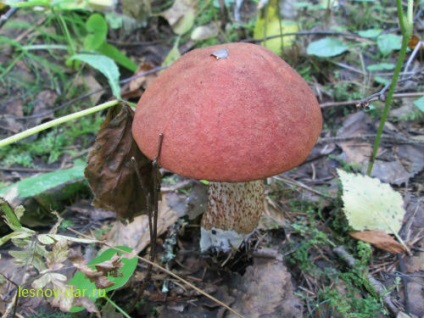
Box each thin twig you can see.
[356,74,419,110]
[333,246,398,315]
[0,273,19,318]
[320,92,424,108]
[317,134,424,145]
[0,7,18,29]
[273,175,335,199]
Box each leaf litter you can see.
[1,1,424,317]
[84,102,156,221]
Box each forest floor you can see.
[0,0,424,317]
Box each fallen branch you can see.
[333,246,398,315]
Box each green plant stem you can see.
[104,295,132,318]
[0,100,119,148]
[56,11,75,55]
[366,0,413,175]
[21,44,69,51]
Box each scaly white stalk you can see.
[200,180,265,252]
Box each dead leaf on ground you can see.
[85,103,156,221]
[229,257,303,318]
[0,96,24,134]
[336,112,373,165]
[190,23,219,41]
[121,62,158,99]
[68,250,123,289]
[122,0,151,24]
[75,75,103,105]
[160,0,197,35]
[336,112,424,184]
[404,236,424,272]
[349,230,405,254]
[105,193,179,254]
[31,90,58,125]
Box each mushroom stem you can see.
[200,180,265,252]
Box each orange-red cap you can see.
[132,43,322,182]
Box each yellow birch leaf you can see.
[338,169,405,234]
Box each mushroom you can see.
[132,42,322,252]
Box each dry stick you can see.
[128,133,164,313]
[317,134,424,145]
[356,73,420,110]
[0,7,18,29]
[0,273,19,318]
[67,228,245,318]
[151,133,164,259]
[333,246,398,315]
[128,160,153,313]
[404,41,423,73]
[320,92,424,109]
[397,254,410,314]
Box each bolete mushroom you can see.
[132,42,322,252]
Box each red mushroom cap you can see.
[132,43,322,182]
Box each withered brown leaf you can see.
[69,249,117,289]
[349,230,405,254]
[85,102,156,221]
[94,254,124,277]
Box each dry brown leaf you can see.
[336,112,373,164]
[85,103,156,221]
[94,254,124,277]
[105,193,179,254]
[121,62,158,99]
[229,258,302,318]
[349,230,405,254]
[31,90,58,125]
[73,297,100,317]
[68,249,117,289]
[75,75,103,105]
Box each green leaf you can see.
[97,43,137,72]
[358,29,382,38]
[69,246,137,312]
[306,37,348,57]
[0,166,85,199]
[338,169,405,234]
[68,54,121,98]
[162,38,181,67]
[373,76,390,85]
[105,12,123,29]
[367,63,395,71]
[0,198,22,230]
[84,13,108,50]
[376,34,402,56]
[413,96,424,112]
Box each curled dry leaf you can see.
[85,103,156,221]
[121,62,158,99]
[68,250,123,289]
[349,230,405,254]
[106,193,179,254]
